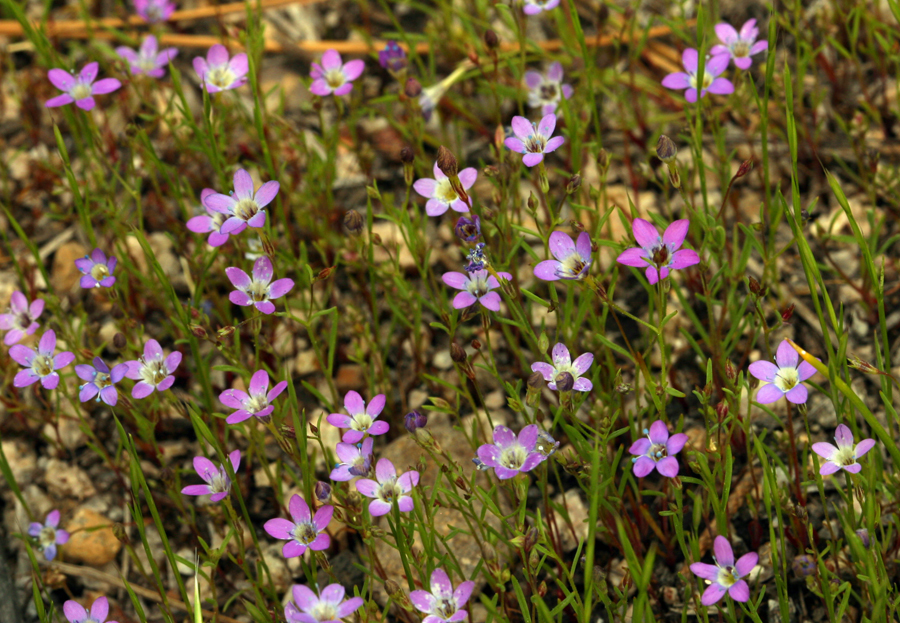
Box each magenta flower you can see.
[330,437,374,481]
[747,339,817,405]
[327,391,389,443]
[811,424,876,475]
[524,62,573,115]
[124,338,182,399]
[181,450,241,502]
[134,0,174,23]
[413,162,478,216]
[690,536,758,605]
[531,343,593,392]
[504,114,565,167]
[628,420,688,478]
[616,218,699,285]
[220,369,288,424]
[76,357,129,406]
[64,597,119,623]
[309,50,365,97]
[0,291,43,345]
[523,0,560,14]
[28,510,69,561]
[661,49,733,103]
[193,44,248,93]
[226,256,294,315]
[442,269,512,312]
[410,568,475,623]
[186,188,231,246]
[116,35,178,78]
[710,19,768,70]
[10,330,74,390]
[46,63,121,110]
[534,231,592,281]
[454,215,481,242]
[355,458,419,517]
[476,425,545,480]
[74,248,117,289]
[284,584,363,623]
[206,169,279,234]
[264,494,332,558]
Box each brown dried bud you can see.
[484,29,499,49]
[527,192,538,213]
[385,580,403,599]
[748,276,762,295]
[482,207,495,220]
[217,326,235,339]
[450,342,467,363]
[848,355,880,375]
[715,401,728,421]
[554,371,575,392]
[343,210,364,235]
[523,526,539,553]
[436,146,459,179]
[656,135,677,163]
[112,332,127,350]
[190,325,207,339]
[372,233,382,245]
[404,78,422,98]
[471,338,482,350]
[527,371,545,389]
[782,303,795,323]
[280,425,296,439]
[566,174,582,194]
[317,266,336,281]
[724,359,737,381]
[597,148,610,172]
[482,164,499,177]
[112,522,130,545]
[262,236,276,258]
[400,146,414,164]
[735,159,753,178]
[538,581,547,597]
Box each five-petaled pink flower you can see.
[628,420,688,478]
[64,596,119,623]
[690,536,758,605]
[284,584,363,623]
[747,339,817,405]
[116,35,178,78]
[413,161,477,216]
[327,391,389,443]
[10,330,74,390]
[28,510,69,561]
[226,256,294,315]
[220,369,288,424]
[181,450,241,502]
[442,269,512,312]
[124,338,182,399]
[523,0,560,14]
[811,424,876,475]
[525,62,573,115]
[476,425,545,480]
[534,231,592,281]
[76,357,129,406]
[309,50,365,97]
[75,248,117,289]
[0,291,44,346]
[134,0,174,23]
[264,494,332,558]
[330,437,374,481]
[410,568,475,623]
[616,218,699,285]
[661,49,733,103]
[193,44,248,92]
[206,169,279,234]
[186,188,231,246]
[46,63,121,110]
[531,343,593,392]
[355,458,419,517]
[710,19,768,70]
[504,114,565,167]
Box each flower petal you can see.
[755,383,784,404]
[748,360,778,382]
[713,536,734,567]
[631,218,660,249]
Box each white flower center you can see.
[732,40,750,57]
[774,367,799,392]
[247,280,269,302]
[292,521,318,545]
[833,446,857,467]
[94,371,112,389]
[499,444,527,470]
[90,263,110,282]
[207,66,236,89]
[208,471,229,494]
[39,526,57,547]
[140,358,170,386]
[524,131,548,154]
[246,393,268,413]
[434,599,455,618]
[310,603,338,621]
[559,254,588,279]
[33,355,54,378]
[434,178,459,204]
[325,69,346,89]
[716,566,738,587]
[539,83,559,104]
[233,198,260,221]
[689,72,713,91]
[376,478,403,504]
[465,275,490,298]
[138,54,159,72]
[13,310,32,331]
[70,83,92,100]
[351,413,373,432]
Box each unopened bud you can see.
[343,210,364,235]
[404,78,422,98]
[792,554,816,577]
[484,29,499,49]
[715,401,728,420]
[314,481,332,502]
[782,304,795,323]
[597,148,610,173]
[735,159,753,178]
[528,371,545,389]
[538,581,547,597]
[450,342,467,363]
[345,491,362,514]
[566,174,581,194]
[112,522,130,545]
[523,526,539,553]
[372,233,382,245]
[385,579,403,600]
[748,276,762,295]
[404,410,427,433]
[668,166,681,188]
[436,146,459,178]
[855,528,870,549]
[724,359,737,381]
[483,164,499,177]
[400,146,414,163]
[190,324,207,338]
[217,326,235,339]
[113,332,127,350]
[554,371,575,392]
[317,266,336,281]
[454,215,481,242]
[471,338,481,350]
[415,428,440,452]
[848,355,879,374]
[280,425,296,439]
[656,135,677,163]
[526,192,538,213]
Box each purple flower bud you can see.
[792,554,816,577]
[454,215,481,242]
[404,410,428,433]
[378,41,407,72]
[856,528,870,549]
[554,371,574,392]
[314,481,332,502]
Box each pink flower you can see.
[531,343,593,392]
[523,0,560,14]
[46,63,121,110]
[534,231,592,281]
[74,248,117,289]
[264,495,332,558]
[410,568,475,623]
[355,458,419,517]
[504,113,565,167]
[206,169,279,234]
[186,188,231,246]
[747,339,817,405]
[524,62,573,115]
[309,50,365,97]
[661,49,734,103]
[220,369,288,424]
[442,269,511,312]
[64,597,118,623]
[10,330,74,390]
[616,218,699,285]
[28,510,69,561]
[285,584,363,623]
[76,357,129,406]
[124,338,182,399]
[413,162,477,216]
[0,291,44,346]
[811,424,876,475]
[690,536,757,605]
[181,450,241,502]
[476,425,545,479]
[226,256,294,315]
[327,391,389,443]
[330,437,374,481]
[134,0,174,23]
[710,19,768,70]
[193,44,248,92]
[116,35,178,78]
[628,421,687,478]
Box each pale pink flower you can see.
[46,63,121,110]
[309,50,365,97]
